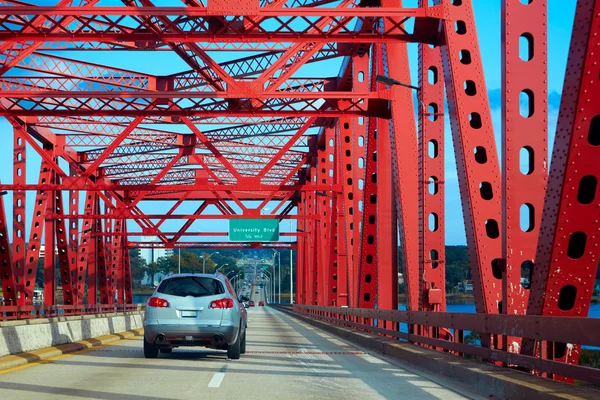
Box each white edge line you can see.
[208,372,226,388]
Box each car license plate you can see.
[181,311,197,318]
[185,336,193,341]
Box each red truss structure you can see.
[0,0,598,384]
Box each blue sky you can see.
[0,1,577,246]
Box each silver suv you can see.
[143,273,247,359]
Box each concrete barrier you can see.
[0,312,143,358]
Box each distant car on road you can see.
[258,301,264,306]
[248,300,255,307]
[143,273,247,360]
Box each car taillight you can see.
[147,297,169,308]
[209,298,234,309]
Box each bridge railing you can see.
[0,304,141,321]
[293,305,600,385]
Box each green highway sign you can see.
[229,219,280,242]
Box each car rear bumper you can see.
[144,320,239,345]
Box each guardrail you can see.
[292,304,600,385]
[0,304,142,321]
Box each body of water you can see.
[133,294,151,304]
[398,302,600,318]
[397,302,599,349]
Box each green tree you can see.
[36,258,44,288]
[147,262,159,285]
[180,251,202,273]
[129,249,147,288]
[199,252,217,273]
[157,255,177,275]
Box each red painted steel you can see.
[54,188,75,306]
[374,42,398,313]
[0,180,16,306]
[382,38,420,312]
[23,162,51,303]
[527,0,600,380]
[357,113,378,309]
[12,128,26,305]
[418,27,446,312]
[501,0,548,356]
[440,0,503,315]
[297,192,307,305]
[0,2,597,384]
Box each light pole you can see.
[178,248,181,274]
[215,263,230,274]
[290,220,293,304]
[269,256,276,303]
[264,270,272,303]
[272,249,281,303]
[230,274,238,292]
[201,251,219,273]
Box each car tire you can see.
[227,330,242,360]
[240,329,247,354]
[144,338,159,359]
[159,348,172,354]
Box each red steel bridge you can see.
[0,0,599,388]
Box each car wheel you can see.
[159,348,172,354]
[227,330,242,360]
[240,329,247,354]
[144,338,159,359]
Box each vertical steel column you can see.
[355,49,377,309]
[103,201,114,304]
[440,0,503,314]
[55,188,75,305]
[87,193,99,305]
[77,191,95,304]
[315,143,330,306]
[113,218,123,304]
[23,162,51,303]
[376,44,398,313]
[69,179,80,302]
[96,212,108,304]
[334,121,348,306]
[329,194,339,306]
[381,4,420,311]
[527,0,600,379]
[357,114,378,309]
[44,168,56,307]
[13,128,26,305]
[338,114,361,307]
[418,15,446,312]
[123,222,133,304]
[0,181,16,306]
[352,56,369,308]
[322,127,337,305]
[501,0,548,350]
[305,168,317,305]
[296,192,306,304]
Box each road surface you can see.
[0,290,480,399]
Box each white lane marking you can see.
[208,372,225,388]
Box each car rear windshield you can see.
[157,277,224,298]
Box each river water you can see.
[398,302,600,318]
